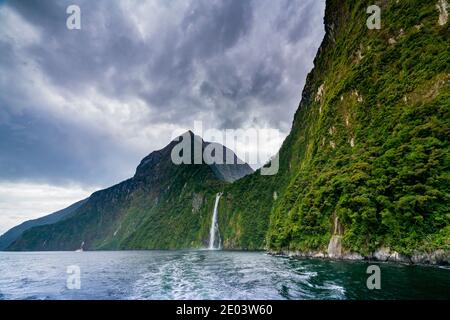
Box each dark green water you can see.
[0,250,448,300]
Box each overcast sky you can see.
[0,0,325,234]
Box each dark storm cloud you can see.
[277,0,319,43]
[0,0,325,186]
[0,108,137,186]
[8,0,146,93]
[180,0,253,58]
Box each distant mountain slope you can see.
[7,132,253,251]
[0,199,87,250]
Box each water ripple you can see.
[0,251,449,300]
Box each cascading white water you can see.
[208,193,222,250]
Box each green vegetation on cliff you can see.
[220,0,449,256]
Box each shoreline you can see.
[2,248,449,268]
[268,248,450,267]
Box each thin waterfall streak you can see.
[209,193,222,250]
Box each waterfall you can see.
[208,193,222,250]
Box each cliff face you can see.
[220,0,449,262]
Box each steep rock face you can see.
[437,0,448,26]
[219,0,449,262]
[7,132,252,251]
[266,0,450,258]
[327,214,343,258]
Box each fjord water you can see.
[0,251,449,300]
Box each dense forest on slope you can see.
[220,0,449,258]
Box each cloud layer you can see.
[0,0,325,232]
[0,182,95,234]
[1,0,325,185]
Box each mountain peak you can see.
[135,132,253,182]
